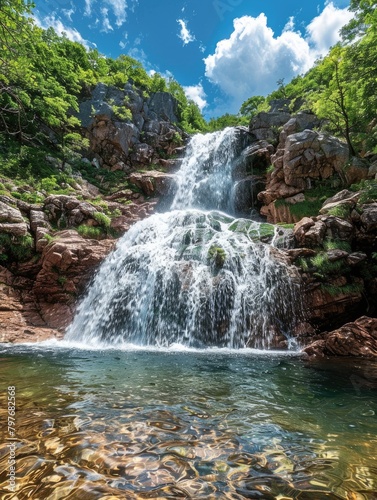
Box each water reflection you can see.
[0,346,377,499]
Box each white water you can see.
[66,128,303,348]
[171,127,243,213]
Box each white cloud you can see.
[183,83,207,111]
[101,7,113,32]
[62,8,75,21]
[84,0,92,16]
[34,14,95,48]
[119,33,128,49]
[105,0,128,27]
[204,3,353,113]
[283,16,295,33]
[84,0,128,27]
[177,19,195,45]
[307,2,353,56]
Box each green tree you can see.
[239,96,266,118]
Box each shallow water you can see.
[1,343,377,499]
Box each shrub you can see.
[0,233,34,262]
[93,212,111,229]
[77,225,104,240]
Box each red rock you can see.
[303,316,377,358]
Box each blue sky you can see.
[32,0,353,118]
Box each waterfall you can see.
[66,128,304,348]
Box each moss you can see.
[229,220,275,241]
[351,179,377,204]
[277,223,295,229]
[208,245,226,268]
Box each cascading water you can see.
[66,128,304,348]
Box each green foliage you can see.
[108,98,133,121]
[239,96,266,118]
[77,225,105,240]
[321,281,363,297]
[40,176,59,192]
[207,113,247,132]
[266,165,274,174]
[323,239,352,252]
[326,204,351,218]
[57,275,67,286]
[0,233,34,262]
[353,179,377,203]
[93,211,111,229]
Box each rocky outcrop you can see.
[0,229,115,340]
[249,111,291,143]
[303,317,377,358]
[33,231,114,328]
[250,109,374,224]
[129,171,176,198]
[0,201,28,236]
[77,83,184,170]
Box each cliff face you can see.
[77,83,185,171]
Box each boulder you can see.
[0,201,24,223]
[249,111,291,143]
[294,218,326,247]
[322,215,354,241]
[129,171,176,197]
[360,203,377,232]
[0,222,28,237]
[303,316,377,358]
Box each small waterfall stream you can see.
[66,128,303,348]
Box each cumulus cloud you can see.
[183,83,208,111]
[177,19,195,45]
[307,2,353,56]
[204,2,353,112]
[33,14,95,48]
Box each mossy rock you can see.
[229,219,275,242]
[207,245,226,268]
